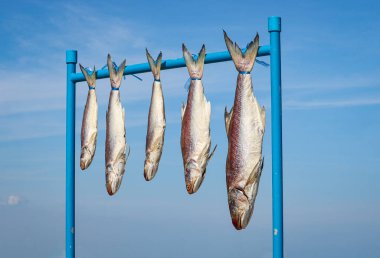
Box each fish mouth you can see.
[144,160,158,181]
[185,161,204,194]
[106,165,123,195]
[228,188,253,230]
[80,148,92,170]
[80,158,89,170]
[186,175,203,194]
[232,208,253,230]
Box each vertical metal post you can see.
[66,50,77,258]
[268,16,283,258]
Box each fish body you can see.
[224,31,266,230]
[79,64,98,170]
[180,44,216,194]
[105,54,129,195]
[144,50,166,181]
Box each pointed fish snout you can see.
[231,207,253,230]
[228,188,253,230]
[186,175,203,194]
[106,165,122,195]
[185,162,204,194]
[80,149,92,170]
[80,158,88,170]
[144,161,158,181]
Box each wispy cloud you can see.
[285,97,380,109]
[7,195,22,206]
[285,73,380,92]
[0,195,26,206]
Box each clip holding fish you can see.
[255,59,269,67]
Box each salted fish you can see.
[105,54,130,195]
[180,44,217,194]
[224,31,266,230]
[79,64,98,170]
[144,50,166,181]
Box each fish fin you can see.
[107,54,126,88]
[122,107,125,125]
[245,158,264,190]
[181,103,186,121]
[223,30,259,72]
[126,144,131,161]
[79,64,96,87]
[260,106,266,132]
[252,96,266,134]
[207,144,217,161]
[146,49,162,80]
[89,130,97,145]
[107,54,116,81]
[224,106,233,136]
[241,158,263,204]
[117,59,126,81]
[182,44,206,79]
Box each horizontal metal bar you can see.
[70,45,270,83]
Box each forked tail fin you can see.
[182,44,206,79]
[146,49,162,81]
[107,54,126,89]
[79,64,96,87]
[223,31,259,73]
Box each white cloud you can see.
[6,195,22,206]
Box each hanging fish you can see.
[144,49,166,181]
[105,54,129,195]
[79,64,98,170]
[181,44,217,194]
[224,31,266,230]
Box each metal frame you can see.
[65,16,283,258]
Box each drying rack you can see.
[65,16,283,258]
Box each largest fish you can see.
[224,31,266,230]
[105,54,130,195]
[144,49,166,181]
[181,44,217,194]
[79,64,98,170]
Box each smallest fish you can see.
[79,64,98,170]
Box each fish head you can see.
[185,160,204,194]
[228,188,253,230]
[105,162,125,195]
[144,159,158,181]
[80,147,92,170]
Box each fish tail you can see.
[146,49,162,81]
[107,54,126,89]
[79,64,96,87]
[182,44,206,79]
[223,30,259,72]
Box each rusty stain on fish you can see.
[144,49,166,181]
[79,64,98,170]
[224,31,266,230]
[105,54,130,195]
[180,44,217,194]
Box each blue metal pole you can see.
[66,50,77,258]
[70,45,271,83]
[268,16,283,258]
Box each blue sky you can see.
[0,0,379,257]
